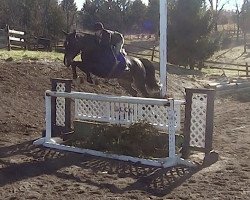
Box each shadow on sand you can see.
[0,140,217,197]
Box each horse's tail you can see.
[139,58,160,90]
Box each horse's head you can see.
[63,30,81,67]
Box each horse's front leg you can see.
[71,65,77,79]
[118,75,138,97]
[86,72,94,84]
[80,54,94,84]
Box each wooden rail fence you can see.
[0,25,26,50]
[124,43,159,61]
[7,25,26,50]
[204,60,249,77]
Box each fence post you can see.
[6,25,11,51]
[151,46,155,61]
[23,31,27,50]
[246,62,249,77]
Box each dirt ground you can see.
[0,61,249,200]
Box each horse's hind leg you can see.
[131,66,150,97]
[118,79,138,97]
[139,58,160,91]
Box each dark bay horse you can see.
[63,31,160,97]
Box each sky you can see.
[74,0,245,11]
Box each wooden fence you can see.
[204,60,249,77]
[0,25,26,50]
[53,40,160,61]
[124,43,159,61]
[125,45,250,77]
[7,25,26,50]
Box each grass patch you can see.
[0,49,64,62]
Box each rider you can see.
[94,22,125,56]
[93,22,127,75]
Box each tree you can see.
[127,0,147,33]
[234,1,246,41]
[145,0,159,35]
[168,0,218,68]
[207,0,229,31]
[239,0,250,52]
[80,0,103,30]
[80,0,127,31]
[116,0,132,32]
[240,0,250,32]
[60,0,77,32]
[46,1,66,39]
[96,0,124,30]
[0,0,65,39]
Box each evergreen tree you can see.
[96,0,123,31]
[127,0,147,33]
[47,1,66,39]
[60,0,77,32]
[116,0,132,32]
[241,0,250,33]
[80,0,102,30]
[80,0,126,31]
[168,0,218,68]
[145,0,159,35]
[0,0,65,39]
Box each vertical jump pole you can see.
[45,94,52,142]
[160,0,168,97]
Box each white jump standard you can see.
[34,90,191,167]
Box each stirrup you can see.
[125,65,130,71]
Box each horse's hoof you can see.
[95,79,99,85]
[87,79,94,84]
[72,78,79,85]
[80,77,84,84]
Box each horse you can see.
[63,31,160,97]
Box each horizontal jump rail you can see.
[46,90,185,106]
